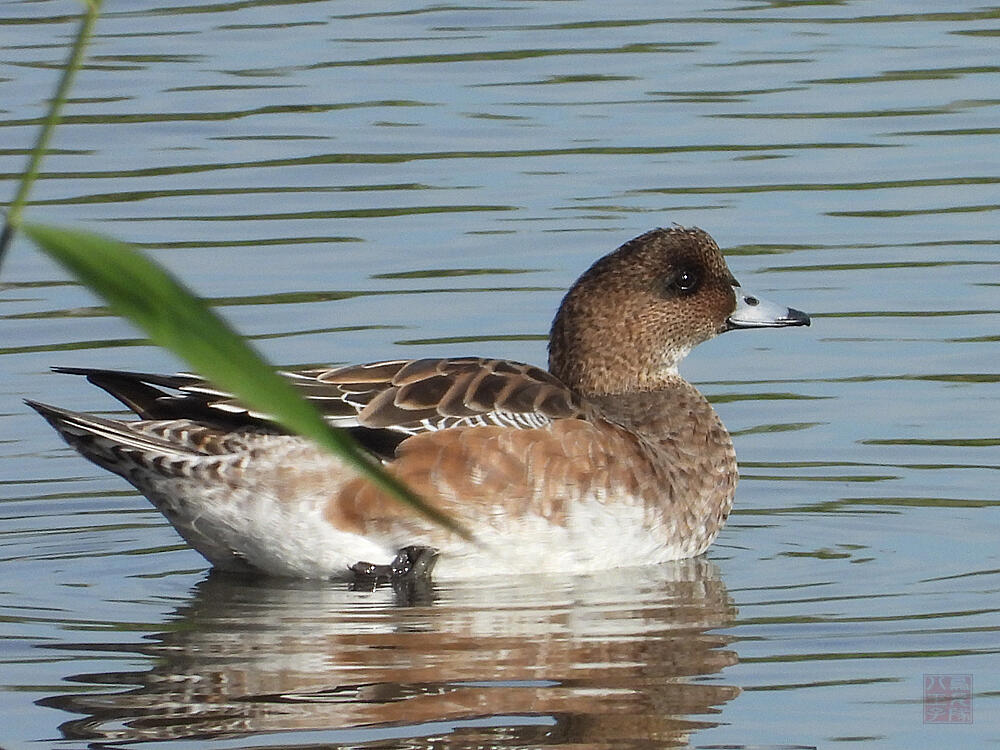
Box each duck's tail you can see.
[26,399,211,479]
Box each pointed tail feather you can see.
[25,400,201,461]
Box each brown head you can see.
[548,226,809,396]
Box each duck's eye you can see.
[672,269,699,294]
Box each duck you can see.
[28,226,809,581]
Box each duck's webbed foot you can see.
[349,545,439,591]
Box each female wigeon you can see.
[29,226,809,580]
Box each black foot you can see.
[349,545,439,591]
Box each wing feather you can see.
[49,357,584,437]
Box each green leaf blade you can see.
[24,222,471,541]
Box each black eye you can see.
[672,269,699,294]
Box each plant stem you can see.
[0,0,103,270]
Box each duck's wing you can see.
[51,357,585,437]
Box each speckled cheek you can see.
[703,282,738,335]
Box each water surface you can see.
[1,1,998,748]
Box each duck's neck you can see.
[549,359,691,399]
[582,377,724,439]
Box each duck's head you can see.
[548,226,810,396]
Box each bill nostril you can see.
[744,295,759,306]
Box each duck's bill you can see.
[726,288,811,330]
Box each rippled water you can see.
[2,1,998,748]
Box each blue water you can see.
[1,1,998,747]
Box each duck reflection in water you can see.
[39,560,739,747]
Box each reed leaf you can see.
[22,224,471,540]
[0,0,102,268]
